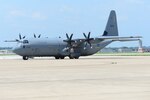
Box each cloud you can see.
[125,0,145,5]
[8,9,47,20]
[9,10,25,17]
[59,5,74,13]
[31,12,47,20]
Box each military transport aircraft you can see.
[5,10,142,60]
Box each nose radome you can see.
[12,47,21,54]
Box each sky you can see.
[0,0,150,47]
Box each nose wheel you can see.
[23,56,29,60]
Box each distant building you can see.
[100,47,139,53]
[118,47,136,53]
[100,47,118,53]
[0,47,13,54]
[142,46,150,52]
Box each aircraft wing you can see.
[4,40,22,43]
[67,36,142,47]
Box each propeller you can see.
[5,33,26,43]
[34,33,41,38]
[83,32,94,48]
[63,33,75,46]
[16,33,26,42]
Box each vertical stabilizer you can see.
[103,10,118,36]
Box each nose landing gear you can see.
[23,56,29,60]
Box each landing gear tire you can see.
[69,56,74,59]
[55,56,59,59]
[69,56,79,59]
[60,56,65,59]
[55,56,65,59]
[74,57,79,59]
[23,56,28,60]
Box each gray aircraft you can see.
[5,10,142,60]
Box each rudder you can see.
[103,10,118,36]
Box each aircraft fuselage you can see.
[13,37,112,59]
[9,10,142,60]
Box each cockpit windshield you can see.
[23,40,29,44]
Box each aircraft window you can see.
[23,40,29,44]
[23,45,25,48]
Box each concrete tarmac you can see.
[0,56,150,100]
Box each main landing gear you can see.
[55,56,79,59]
[22,56,79,60]
[55,56,65,59]
[23,56,29,60]
[69,56,79,59]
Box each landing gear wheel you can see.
[23,56,28,60]
[60,56,65,59]
[74,57,79,59]
[55,56,59,59]
[69,56,74,59]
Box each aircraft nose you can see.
[13,47,21,54]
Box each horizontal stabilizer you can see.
[97,36,142,40]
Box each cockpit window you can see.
[23,40,29,44]
[23,45,25,48]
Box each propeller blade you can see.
[70,34,73,40]
[19,34,22,40]
[16,39,19,42]
[66,33,69,40]
[34,34,36,38]
[22,36,26,39]
[83,33,87,38]
[88,32,91,39]
[88,41,92,47]
[85,42,87,47]
[38,34,41,38]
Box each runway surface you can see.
[0,56,150,100]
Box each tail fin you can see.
[102,10,118,36]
